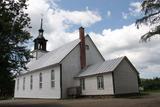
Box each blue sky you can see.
[27,0,160,79]
[55,0,142,32]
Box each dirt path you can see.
[0,93,160,107]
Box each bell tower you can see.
[34,18,48,51]
[32,19,48,59]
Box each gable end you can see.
[86,35,105,61]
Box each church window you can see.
[39,73,42,89]
[30,75,33,90]
[17,78,19,91]
[85,45,89,50]
[51,70,55,88]
[23,77,25,90]
[97,75,104,89]
[80,78,85,90]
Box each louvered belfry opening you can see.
[79,27,86,69]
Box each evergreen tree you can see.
[0,0,31,97]
[136,0,160,41]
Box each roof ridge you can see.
[35,38,80,59]
[50,38,80,52]
[105,56,125,62]
[26,38,80,72]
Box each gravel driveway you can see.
[0,93,160,107]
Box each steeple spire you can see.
[38,18,44,38]
[40,18,43,30]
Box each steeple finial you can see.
[40,18,43,29]
[38,18,44,38]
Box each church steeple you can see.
[34,18,48,51]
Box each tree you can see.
[136,0,160,42]
[141,77,160,91]
[0,70,14,97]
[0,0,32,97]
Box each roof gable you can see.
[26,35,105,72]
[77,56,124,77]
[86,35,105,61]
[27,39,80,71]
[118,56,139,74]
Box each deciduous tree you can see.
[136,0,160,41]
[0,0,31,97]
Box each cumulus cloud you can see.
[129,2,142,16]
[26,0,160,78]
[122,1,142,19]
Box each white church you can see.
[14,20,139,99]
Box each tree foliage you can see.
[136,0,160,42]
[0,0,32,73]
[0,0,31,97]
[141,77,160,91]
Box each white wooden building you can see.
[14,20,139,99]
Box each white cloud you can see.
[107,10,111,17]
[129,2,142,16]
[121,2,142,19]
[58,10,101,27]
[130,2,142,13]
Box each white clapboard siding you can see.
[81,73,114,95]
[14,65,61,99]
